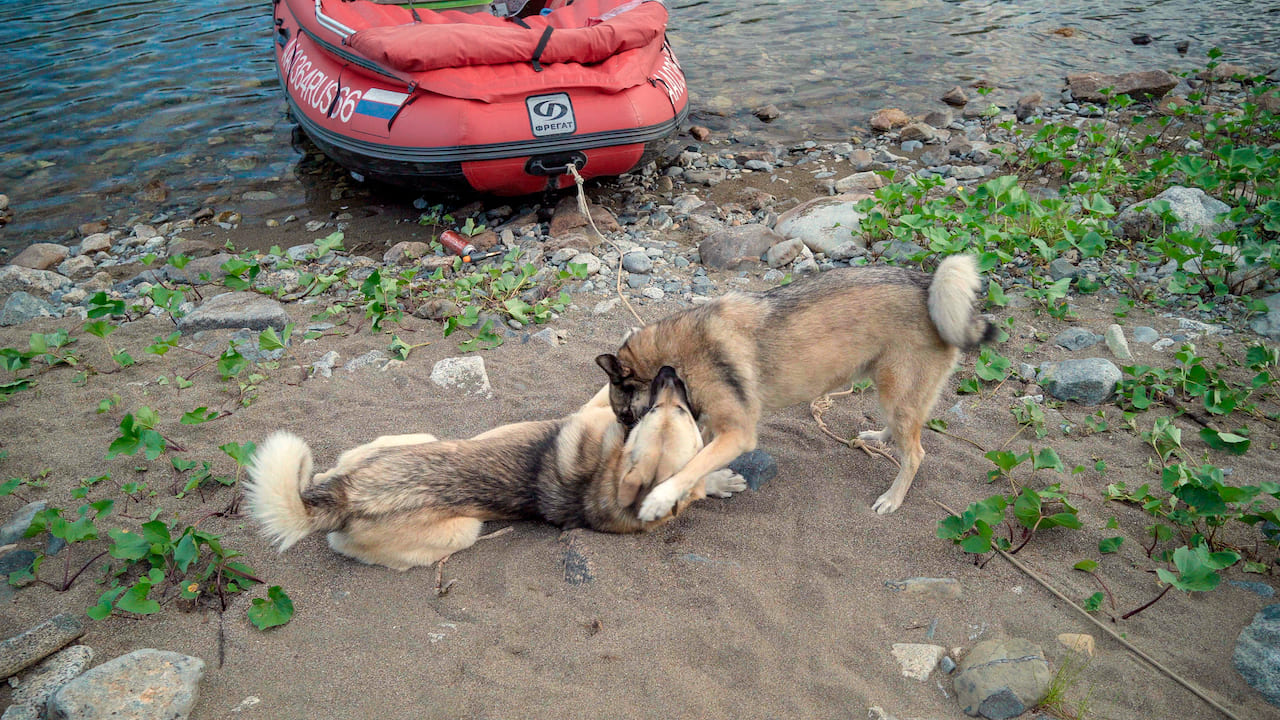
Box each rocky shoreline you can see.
[3,65,1278,342]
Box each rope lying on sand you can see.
[567,163,645,327]
[932,498,1244,720]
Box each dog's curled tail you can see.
[245,431,321,553]
[928,254,998,351]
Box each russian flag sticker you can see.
[355,89,410,120]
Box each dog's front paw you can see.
[704,469,747,498]
[858,428,890,445]
[638,482,681,521]
[871,490,902,515]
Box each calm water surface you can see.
[1,0,1277,249]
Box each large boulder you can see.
[773,193,872,255]
[1114,186,1232,242]
[176,291,289,334]
[10,243,70,271]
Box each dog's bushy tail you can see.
[928,254,998,351]
[246,431,324,552]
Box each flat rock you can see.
[1066,69,1178,102]
[176,292,289,334]
[870,108,911,131]
[727,450,777,490]
[773,193,871,255]
[430,356,492,398]
[48,649,204,720]
[309,350,341,379]
[1057,633,1095,656]
[1039,358,1121,405]
[898,122,936,143]
[1249,293,1280,340]
[891,643,946,681]
[1235,603,1280,707]
[0,549,36,575]
[56,255,96,280]
[885,577,962,600]
[383,241,432,265]
[698,224,783,270]
[942,86,968,106]
[954,638,1052,719]
[1132,326,1160,344]
[0,266,72,298]
[343,349,390,373]
[0,614,85,679]
[833,171,887,193]
[2,705,39,720]
[621,251,653,275]
[765,238,804,268]
[1054,327,1101,351]
[1015,91,1043,121]
[10,243,70,271]
[0,291,58,327]
[163,253,233,285]
[77,233,112,254]
[10,645,94,708]
[0,502,46,545]
[548,195,617,237]
[1047,258,1078,280]
[167,239,218,259]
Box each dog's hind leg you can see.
[327,515,483,571]
[868,362,950,515]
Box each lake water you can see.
[1,0,1277,250]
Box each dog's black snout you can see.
[652,365,681,392]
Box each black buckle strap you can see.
[531,26,552,72]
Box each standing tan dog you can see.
[596,255,996,519]
[245,367,744,571]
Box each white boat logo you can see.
[527,93,576,137]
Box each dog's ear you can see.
[595,354,628,385]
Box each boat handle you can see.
[314,0,355,39]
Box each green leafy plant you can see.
[248,585,295,629]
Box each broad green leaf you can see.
[247,586,295,630]
[174,532,198,573]
[259,327,286,352]
[1073,559,1098,573]
[86,586,126,620]
[1033,447,1065,473]
[180,407,217,425]
[220,442,257,467]
[116,579,160,615]
[140,520,172,547]
[108,528,150,560]
[1099,537,1124,554]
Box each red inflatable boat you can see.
[273,0,689,194]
